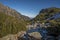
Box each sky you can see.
[0,0,60,18]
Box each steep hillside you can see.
[0,3,30,20]
[0,3,30,38]
[28,8,60,38]
[31,7,60,38]
[33,7,60,26]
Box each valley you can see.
[0,4,60,40]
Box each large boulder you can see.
[28,32,42,39]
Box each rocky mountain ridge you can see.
[0,3,30,20]
[0,3,30,38]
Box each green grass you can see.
[0,12,27,38]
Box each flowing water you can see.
[18,13,60,40]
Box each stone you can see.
[0,31,26,40]
[0,34,17,40]
[28,32,42,39]
[17,31,26,37]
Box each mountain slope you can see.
[0,3,30,38]
[34,7,60,21]
[31,7,60,38]
[0,3,30,20]
[34,7,60,22]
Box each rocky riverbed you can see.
[0,31,42,40]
